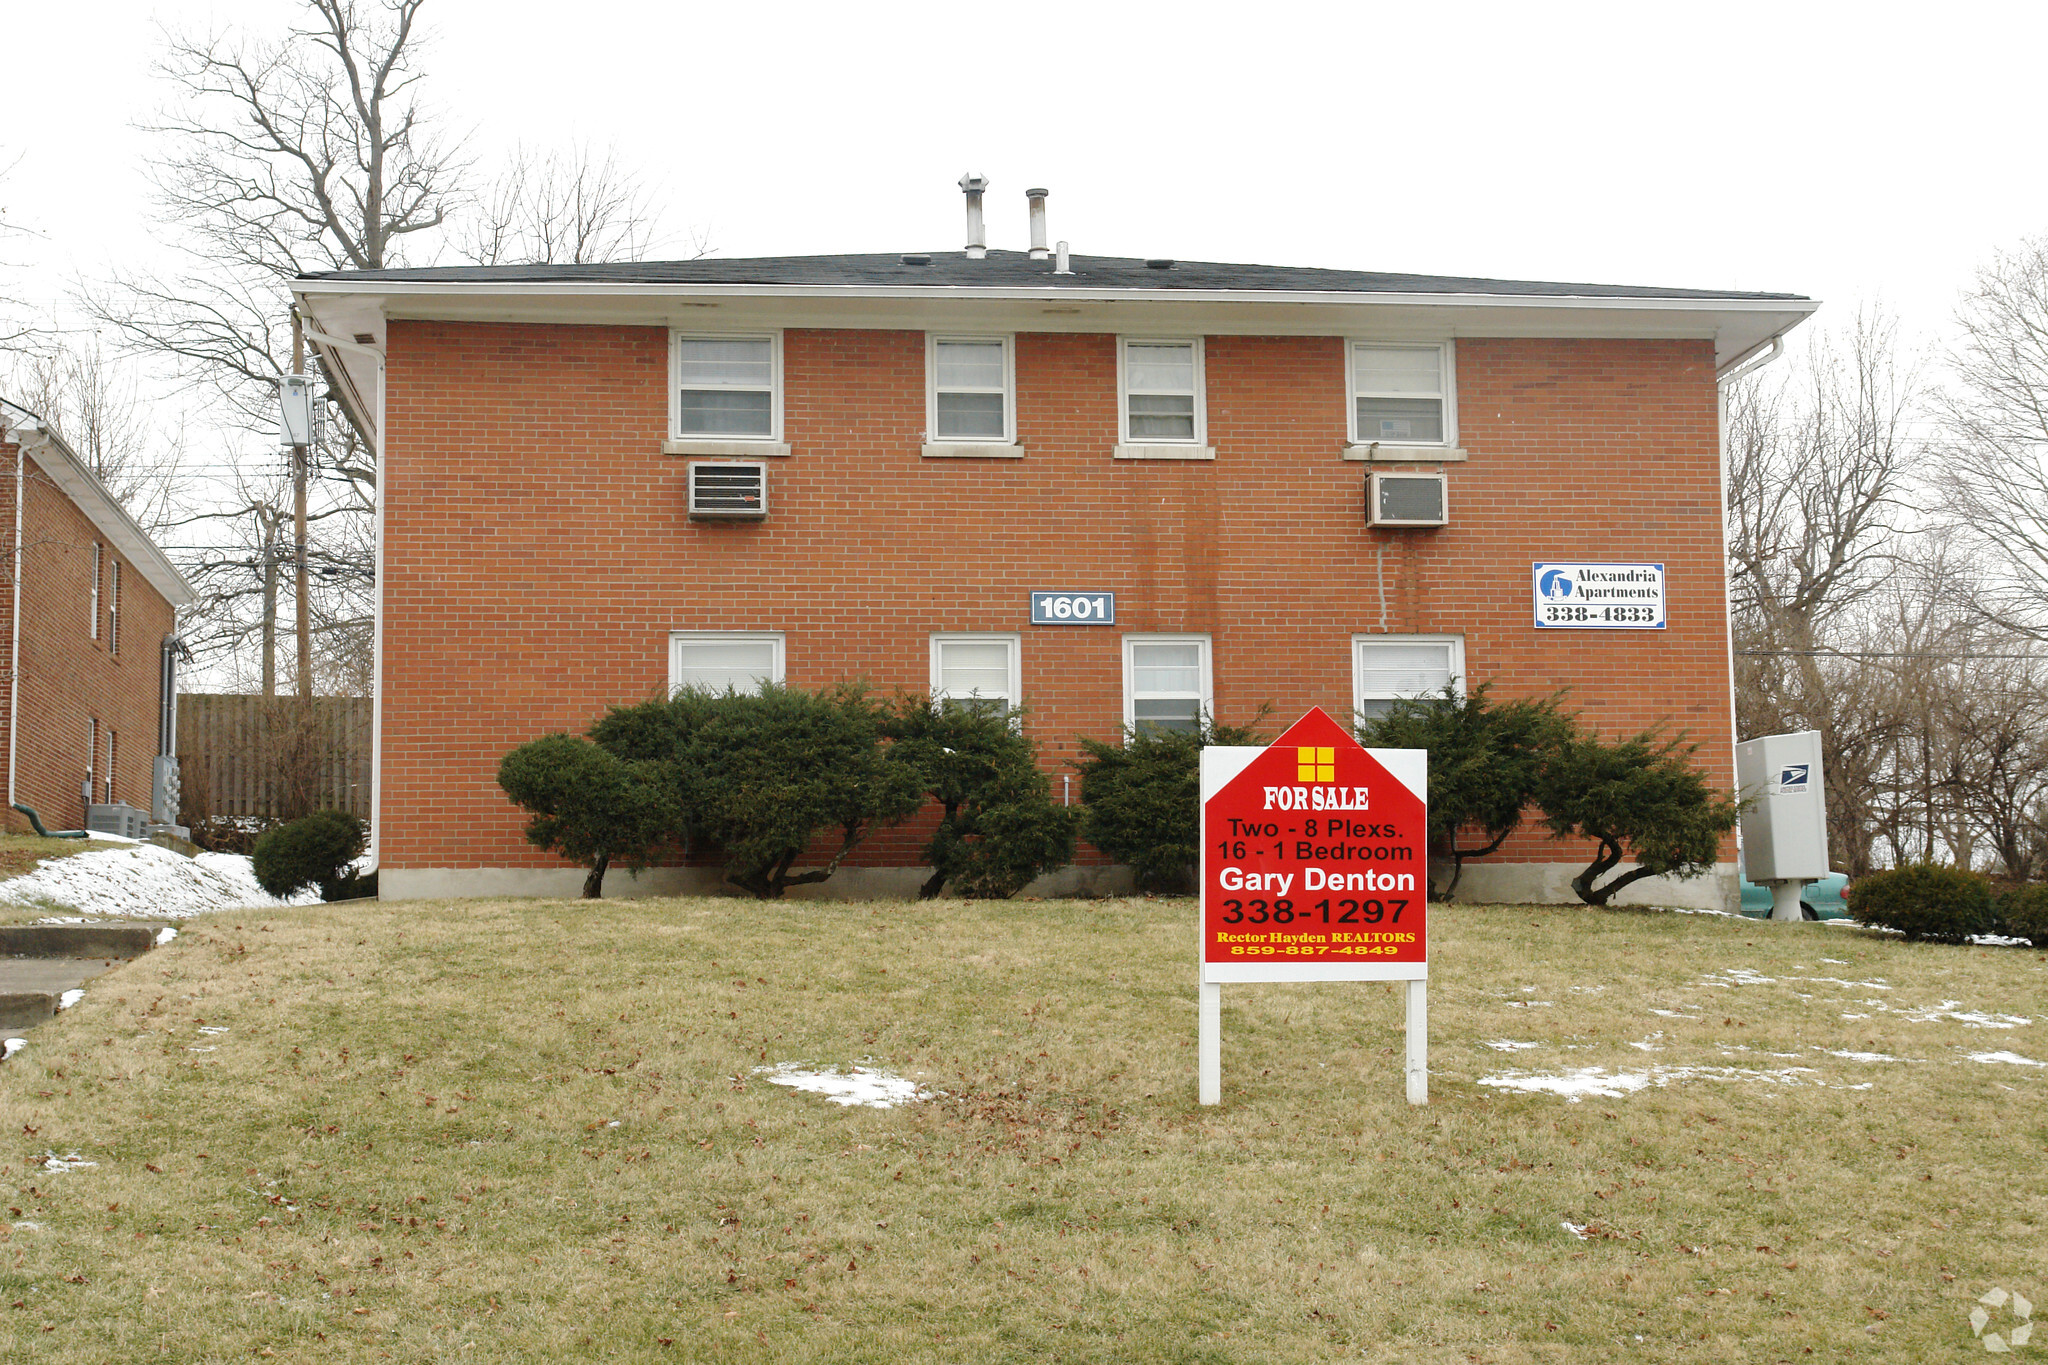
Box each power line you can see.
[1741,649,2047,661]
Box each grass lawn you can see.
[0,893,2042,1362]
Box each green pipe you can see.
[10,804,86,839]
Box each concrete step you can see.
[0,923,159,959]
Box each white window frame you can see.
[926,335,1016,446]
[90,542,102,640]
[1117,337,1207,447]
[930,633,1022,712]
[1352,633,1465,720]
[108,560,121,656]
[669,331,783,443]
[1347,341,1457,449]
[667,631,786,697]
[1123,633,1212,734]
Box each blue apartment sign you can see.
[1532,562,1667,630]
[1030,591,1116,625]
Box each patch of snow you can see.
[197,1026,229,1035]
[1794,975,1892,991]
[1897,1001,2031,1029]
[1668,906,1744,917]
[154,926,178,946]
[2,1038,25,1060]
[187,1046,216,1053]
[1629,1032,1666,1052]
[1505,1001,1554,1008]
[1478,1064,1817,1103]
[0,843,316,919]
[1648,1009,1702,1019]
[1821,958,1848,965]
[1562,1221,1589,1240]
[755,1063,929,1109]
[40,1152,97,1174]
[1699,967,1778,988]
[56,989,82,1010]
[1968,1051,2046,1068]
[11,1221,40,1231]
[1824,1050,1898,1062]
[1481,1039,1543,1051]
[1567,986,1607,994]
[1971,934,2032,947]
[1841,1013,1872,1020]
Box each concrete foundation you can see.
[1451,861,1741,913]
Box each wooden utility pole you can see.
[291,312,312,700]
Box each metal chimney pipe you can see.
[1026,187,1049,261]
[1054,240,1072,275]
[959,172,989,260]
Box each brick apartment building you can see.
[3,399,194,835]
[295,187,1816,906]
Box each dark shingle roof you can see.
[300,250,1805,302]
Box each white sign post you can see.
[1197,707,1430,1105]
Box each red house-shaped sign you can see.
[1199,707,1429,982]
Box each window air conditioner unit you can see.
[688,461,768,519]
[1367,470,1447,527]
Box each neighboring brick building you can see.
[296,193,1815,906]
[2,398,194,834]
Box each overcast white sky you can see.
[8,0,2048,360]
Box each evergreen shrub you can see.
[1993,883,2048,944]
[1846,865,1996,943]
[252,810,370,901]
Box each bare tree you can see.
[4,337,184,533]
[0,149,39,354]
[1725,309,1924,872]
[1939,233,2048,642]
[461,143,661,266]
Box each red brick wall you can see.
[379,323,1733,875]
[1,439,177,831]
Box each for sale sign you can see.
[1199,707,1428,984]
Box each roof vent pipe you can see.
[1026,188,1049,261]
[1055,240,1072,275]
[959,172,989,260]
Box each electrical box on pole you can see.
[1735,729,1829,921]
[279,374,316,446]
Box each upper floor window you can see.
[1353,634,1463,721]
[1350,343,1454,446]
[931,633,1020,715]
[1119,339,1205,445]
[1125,634,1211,734]
[108,560,122,656]
[928,337,1014,443]
[669,631,784,695]
[672,334,780,440]
[89,543,103,640]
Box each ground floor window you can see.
[1124,634,1210,734]
[1353,634,1463,720]
[931,634,1020,715]
[669,631,785,695]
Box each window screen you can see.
[1127,637,1209,734]
[1354,637,1461,719]
[1124,341,1198,442]
[670,633,783,695]
[933,636,1019,714]
[1353,345,1446,444]
[933,340,1009,440]
[676,337,775,437]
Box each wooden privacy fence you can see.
[176,694,372,821]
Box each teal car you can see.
[1738,870,1851,920]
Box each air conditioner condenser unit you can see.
[1367,470,1448,527]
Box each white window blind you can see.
[1353,344,1447,444]
[1354,636,1462,719]
[1123,341,1199,442]
[675,336,776,437]
[932,339,1010,441]
[932,635,1019,714]
[1126,637,1209,734]
[669,633,784,695]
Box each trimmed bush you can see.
[1074,713,1268,894]
[885,697,1075,899]
[1356,683,1575,899]
[497,733,679,899]
[252,810,369,902]
[1993,883,2048,944]
[1532,728,1740,906]
[1846,865,1996,943]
